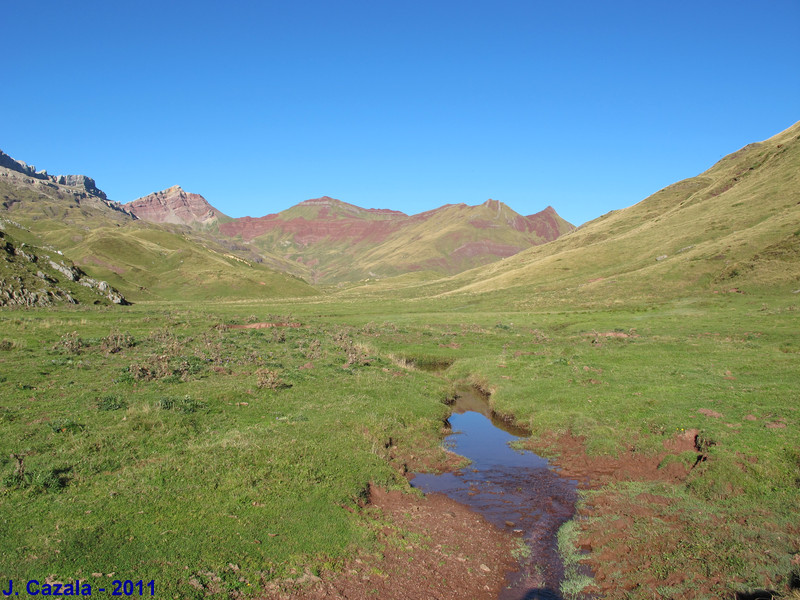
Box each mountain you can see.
[217,196,574,283]
[375,120,800,307]
[124,186,231,229]
[0,151,319,301]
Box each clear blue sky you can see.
[2,1,798,225]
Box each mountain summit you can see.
[124,186,230,228]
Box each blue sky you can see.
[2,1,798,225]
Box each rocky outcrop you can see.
[55,174,107,199]
[0,227,129,307]
[124,186,228,228]
[0,150,49,180]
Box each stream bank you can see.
[411,387,586,599]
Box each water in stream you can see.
[411,388,580,600]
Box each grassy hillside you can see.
[0,219,127,306]
[1,123,799,598]
[0,166,319,301]
[349,121,799,308]
[68,225,318,302]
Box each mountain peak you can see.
[124,186,229,228]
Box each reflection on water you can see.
[411,389,579,600]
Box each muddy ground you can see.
[263,486,516,599]
[262,426,797,599]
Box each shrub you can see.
[97,394,128,411]
[101,329,135,354]
[53,331,85,355]
[256,369,291,391]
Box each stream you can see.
[411,388,581,600]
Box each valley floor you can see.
[1,291,798,599]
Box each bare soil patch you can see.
[698,408,724,418]
[227,322,302,329]
[263,486,516,600]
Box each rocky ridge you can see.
[1,149,106,199]
[0,149,136,219]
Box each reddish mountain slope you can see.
[124,186,230,228]
[219,197,574,283]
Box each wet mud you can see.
[411,388,583,599]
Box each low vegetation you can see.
[1,289,798,598]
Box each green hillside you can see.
[1,124,799,598]
[0,219,128,306]
[353,121,800,307]
[0,161,319,302]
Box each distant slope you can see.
[219,196,573,283]
[0,153,319,301]
[346,121,800,306]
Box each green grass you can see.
[0,306,455,597]
[1,290,797,596]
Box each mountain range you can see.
[1,119,798,305]
[123,190,573,283]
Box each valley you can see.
[1,122,799,599]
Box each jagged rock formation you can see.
[0,149,107,199]
[124,186,229,228]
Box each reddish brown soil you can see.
[698,408,724,418]
[261,415,790,599]
[527,429,698,489]
[262,486,516,600]
[125,186,226,226]
[525,428,798,598]
[227,322,302,330]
